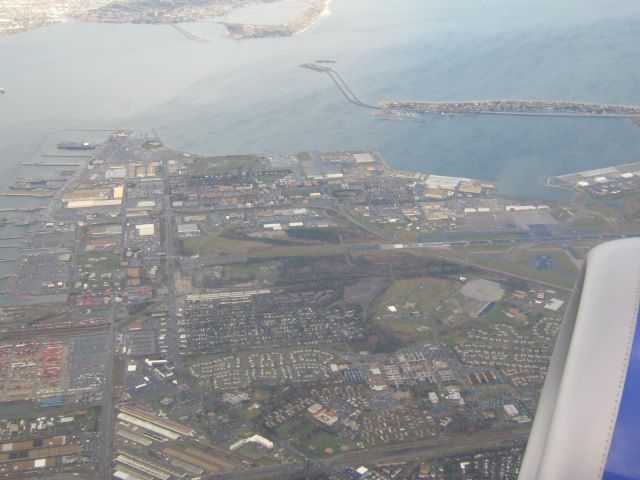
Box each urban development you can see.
[0,0,329,38]
[1,127,639,480]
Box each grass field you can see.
[372,277,455,337]
[482,305,512,324]
[441,248,577,290]
[181,233,348,258]
[373,278,451,318]
[182,234,271,256]
[222,261,277,283]
[251,244,346,258]
[569,214,613,233]
[278,416,354,457]
[182,155,268,175]
[75,252,121,271]
[515,247,579,276]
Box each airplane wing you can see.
[519,238,640,480]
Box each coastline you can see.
[223,0,330,39]
[293,0,330,36]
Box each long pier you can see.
[171,24,209,42]
[302,63,640,118]
[22,161,83,167]
[0,191,54,198]
[42,154,93,158]
[383,99,640,118]
[301,64,380,109]
[0,207,44,212]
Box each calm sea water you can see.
[1,0,640,202]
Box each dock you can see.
[0,207,44,212]
[21,162,83,167]
[42,154,92,158]
[0,191,55,198]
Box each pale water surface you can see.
[1,0,640,201]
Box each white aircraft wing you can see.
[519,238,640,480]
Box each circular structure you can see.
[460,279,505,302]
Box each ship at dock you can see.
[10,178,63,191]
[57,141,97,150]
[10,219,38,227]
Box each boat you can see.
[9,184,34,191]
[57,141,96,150]
[11,219,38,227]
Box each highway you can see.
[219,462,302,479]
[98,303,117,479]
[410,231,640,248]
[98,171,134,479]
[328,427,529,468]
[162,166,190,383]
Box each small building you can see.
[503,404,519,417]
[136,224,155,236]
[177,223,199,235]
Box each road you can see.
[98,165,134,479]
[315,205,393,242]
[36,137,118,479]
[219,462,302,479]
[328,427,530,468]
[98,304,117,479]
[162,168,189,381]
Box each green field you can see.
[516,247,579,276]
[569,214,613,232]
[372,277,456,337]
[75,252,121,271]
[182,155,268,175]
[373,278,451,318]
[220,260,278,284]
[481,305,512,324]
[251,244,346,258]
[443,248,577,290]
[181,234,271,256]
[277,416,353,456]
